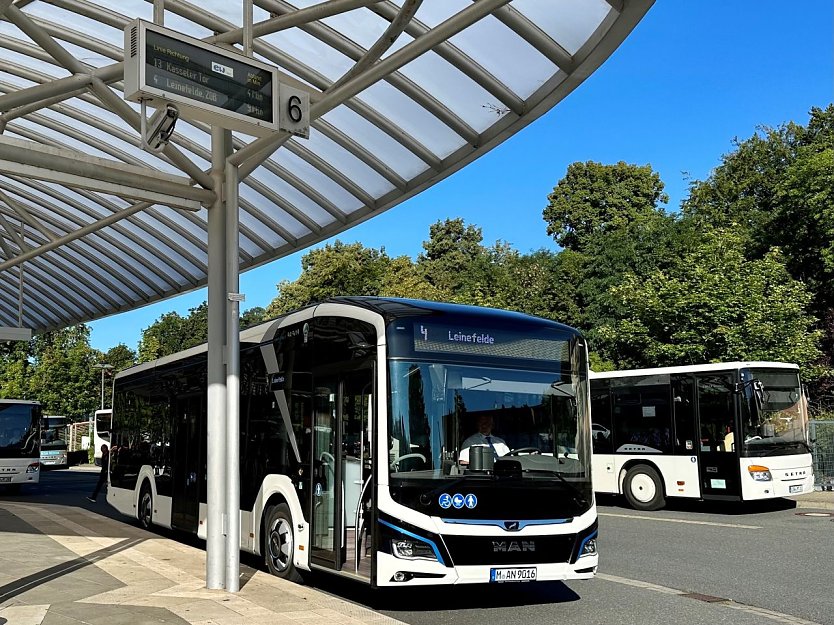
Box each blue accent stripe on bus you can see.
[378,519,445,565]
[441,518,571,529]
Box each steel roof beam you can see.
[169,1,441,168]
[5,3,215,191]
[232,0,512,175]
[370,1,525,115]
[209,0,383,45]
[3,176,193,293]
[0,73,92,113]
[261,0,478,144]
[0,176,180,294]
[0,136,214,206]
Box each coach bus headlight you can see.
[580,537,597,557]
[26,462,40,473]
[748,465,772,481]
[392,539,438,562]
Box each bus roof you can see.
[116,297,581,380]
[590,361,799,379]
[0,399,40,405]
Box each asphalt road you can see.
[5,469,832,625]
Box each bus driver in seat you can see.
[459,414,510,464]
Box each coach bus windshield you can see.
[741,368,809,457]
[0,403,40,458]
[386,319,592,520]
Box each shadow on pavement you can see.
[305,572,580,612]
[596,493,797,516]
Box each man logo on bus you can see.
[492,541,535,552]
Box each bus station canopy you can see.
[0,0,652,334]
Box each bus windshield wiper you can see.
[522,468,587,505]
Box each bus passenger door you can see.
[172,393,202,531]
[695,374,741,500]
[309,368,374,579]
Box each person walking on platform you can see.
[87,444,109,502]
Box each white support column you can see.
[224,160,241,592]
[206,126,230,589]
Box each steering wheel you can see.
[391,452,426,471]
[505,447,541,456]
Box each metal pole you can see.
[225,160,241,592]
[206,126,230,589]
[100,368,105,410]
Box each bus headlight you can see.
[26,462,40,473]
[580,538,597,557]
[748,465,772,481]
[392,539,437,561]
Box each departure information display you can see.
[411,322,569,362]
[145,29,273,124]
[124,20,287,135]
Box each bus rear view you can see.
[0,400,41,492]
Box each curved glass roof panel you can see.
[0,0,653,332]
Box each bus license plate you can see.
[490,567,537,582]
[789,485,802,494]
[0,476,11,483]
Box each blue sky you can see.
[88,1,834,353]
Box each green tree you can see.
[417,218,491,298]
[543,161,669,253]
[138,303,209,361]
[266,241,394,316]
[595,229,822,374]
[28,326,99,420]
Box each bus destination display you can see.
[413,322,568,362]
[145,30,273,124]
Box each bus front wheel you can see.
[264,503,303,582]
[623,465,665,511]
[138,483,153,529]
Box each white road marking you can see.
[599,511,763,529]
[598,573,823,625]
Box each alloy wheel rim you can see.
[269,517,292,571]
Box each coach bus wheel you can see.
[138,483,153,529]
[623,465,665,511]
[265,503,303,582]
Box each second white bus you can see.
[590,362,814,510]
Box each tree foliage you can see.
[543,161,669,253]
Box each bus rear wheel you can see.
[264,503,303,582]
[623,465,665,511]
[138,483,153,529]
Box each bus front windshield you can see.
[741,369,809,457]
[0,403,40,458]
[388,360,592,519]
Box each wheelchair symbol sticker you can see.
[439,493,452,509]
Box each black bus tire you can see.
[138,482,153,529]
[623,464,665,511]
[264,503,303,582]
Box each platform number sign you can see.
[279,84,310,139]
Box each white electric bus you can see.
[107,297,598,587]
[0,399,41,492]
[590,362,814,510]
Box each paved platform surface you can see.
[0,500,404,625]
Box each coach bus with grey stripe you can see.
[107,297,598,587]
[590,362,814,510]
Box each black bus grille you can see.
[442,534,576,566]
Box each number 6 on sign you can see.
[279,85,310,139]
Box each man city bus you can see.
[107,298,597,587]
